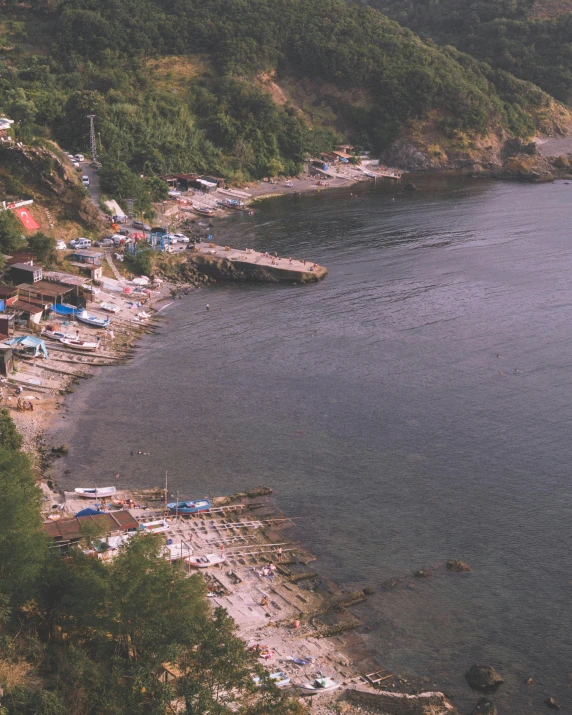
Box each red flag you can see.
[12,207,40,230]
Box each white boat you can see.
[76,309,110,328]
[138,519,170,534]
[185,553,226,568]
[253,671,291,688]
[41,328,76,341]
[100,302,120,313]
[60,337,99,352]
[75,487,117,499]
[296,676,340,695]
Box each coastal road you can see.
[81,162,102,209]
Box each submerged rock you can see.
[414,569,431,578]
[469,697,497,715]
[545,697,561,710]
[465,664,504,691]
[447,560,471,573]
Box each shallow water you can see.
[51,176,572,712]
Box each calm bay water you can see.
[51,177,572,712]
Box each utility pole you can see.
[87,114,97,162]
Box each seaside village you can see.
[0,123,464,715]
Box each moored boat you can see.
[76,308,110,328]
[60,337,99,352]
[167,498,211,515]
[295,676,340,695]
[75,486,117,499]
[185,553,226,568]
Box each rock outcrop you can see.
[187,252,327,284]
[465,665,504,691]
[447,560,471,573]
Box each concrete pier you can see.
[187,242,328,284]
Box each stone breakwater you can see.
[187,242,328,284]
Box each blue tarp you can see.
[0,300,5,313]
[51,303,78,316]
[75,508,102,517]
[5,336,49,358]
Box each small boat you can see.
[75,487,117,499]
[185,553,226,568]
[139,519,170,534]
[163,541,194,561]
[253,671,291,688]
[296,676,340,695]
[193,205,214,216]
[41,328,76,341]
[167,498,211,515]
[60,337,99,352]
[76,309,110,328]
[100,302,120,313]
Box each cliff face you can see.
[0,144,104,230]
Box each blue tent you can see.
[51,303,77,316]
[75,507,102,517]
[5,336,49,358]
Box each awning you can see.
[5,335,49,358]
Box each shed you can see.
[6,299,45,324]
[10,263,42,285]
[70,262,103,280]
[0,314,14,339]
[43,511,140,544]
[17,281,74,307]
[0,346,13,376]
[0,286,19,306]
[192,178,217,193]
[200,175,225,188]
[171,173,199,191]
[69,250,104,265]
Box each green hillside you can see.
[369,0,572,103]
[0,0,568,199]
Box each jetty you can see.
[187,241,328,283]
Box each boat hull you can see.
[75,487,117,499]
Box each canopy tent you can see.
[74,508,102,518]
[5,335,49,358]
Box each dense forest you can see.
[0,408,304,714]
[0,0,560,197]
[370,0,572,103]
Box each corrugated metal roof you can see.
[43,511,140,542]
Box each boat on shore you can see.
[138,519,170,534]
[60,337,99,352]
[253,671,291,688]
[295,676,340,695]
[185,553,226,568]
[192,205,214,216]
[100,302,120,313]
[167,498,211,515]
[76,309,110,328]
[41,327,76,341]
[75,487,117,499]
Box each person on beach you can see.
[277,547,283,561]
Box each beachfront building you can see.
[10,262,42,284]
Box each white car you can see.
[75,154,85,162]
[55,240,67,250]
[70,238,92,249]
[172,233,190,243]
[72,161,80,168]
[82,175,90,187]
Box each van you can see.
[82,176,90,187]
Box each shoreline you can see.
[6,281,459,714]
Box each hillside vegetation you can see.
[0,0,567,199]
[370,0,572,103]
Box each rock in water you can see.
[414,569,431,578]
[447,559,472,572]
[470,697,497,715]
[545,697,561,710]
[465,665,504,691]
[404,182,418,191]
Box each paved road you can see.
[81,162,102,209]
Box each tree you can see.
[0,409,22,451]
[27,233,57,266]
[0,211,24,255]
[0,446,47,603]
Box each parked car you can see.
[132,220,151,231]
[94,237,114,247]
[172,233,190,243]
[113,214,127,224]
[82,175,90,187]
[118,228,130,236]
[110,234,126,245]
[75,154,85,162]
[70,238,92,249]
[66,153,75,160]
[72,161,80,168]
[55,240,67,250]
